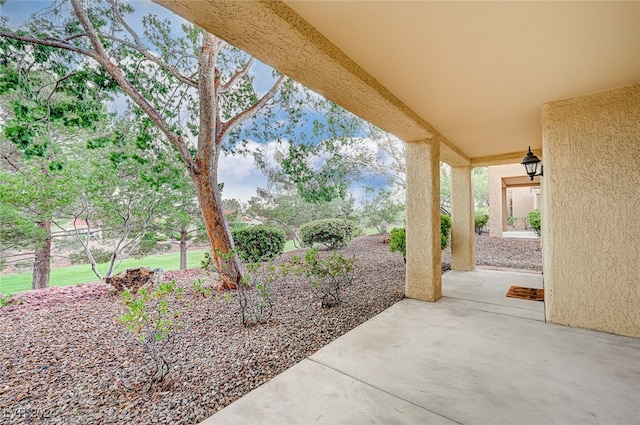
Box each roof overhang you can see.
[154,0,640,167]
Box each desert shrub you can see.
[441,214,452,248]
[231,226,286,262]
[236,261,284,326]
[300,219,356,249]
[507,215,516,226]
[389,215,451,259]
[119,280,185,390]
[527,210,541,236]
[475,213,489,235]
[389,227,406,258]
[69,247,113,265]
[289,248,355,307]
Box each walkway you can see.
[502,230,539,239]
[200,270,640,425]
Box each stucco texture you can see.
[405,140,442,302]
[542,84,640,338]
[451,166,475,270]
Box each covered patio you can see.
[149,1,640,422]
[157,0,640,339]
[201,270,640,424]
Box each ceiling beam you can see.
[471,149,542,168]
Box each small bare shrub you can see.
[119,280,185,390]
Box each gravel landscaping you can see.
[0,234,541,425]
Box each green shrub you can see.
[300,219,356,250]
[475,213,489,235]
[389,215,451,259]
[507,215,516,226]
[441,215,452,249]
[527,210,541,236]
[389,227,406,258]
[231,226,286,262]
[288,248,355,307]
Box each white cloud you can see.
[218,150,256,180]
[218,140,287,201]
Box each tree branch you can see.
[30,73,77,130]
[68,0,197,174]
[219,57,255,94]
[107,0,197,87]
[101,34,198,88]
[0,31,97,60]
[219,74,287,141]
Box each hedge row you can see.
[389,214,452,259]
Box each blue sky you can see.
[1,1,386,203]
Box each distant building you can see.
[488,164,540,237]
[66,218,101,239]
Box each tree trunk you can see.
[193,33,241,290]
[32,220,52,290]
[179,227,187,270]
[193,170,241,290]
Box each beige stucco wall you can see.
[542,84,640,338]
[508,187,538,220]
[489,164,523,237]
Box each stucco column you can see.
[405,139,441,302]
[488,168,503,237]
[451,166,475,270]
[501,187,508,231]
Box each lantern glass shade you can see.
[524,160,539,176]
[521,147,541,180]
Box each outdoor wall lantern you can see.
[521,146,543,181]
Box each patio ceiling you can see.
[155,1,640,165]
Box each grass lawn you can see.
[0,249,209,296]
[1,229,387,296]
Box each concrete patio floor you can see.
[502,230,539,239]
[201,270,640,425]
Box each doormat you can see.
[506,286,544,301]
